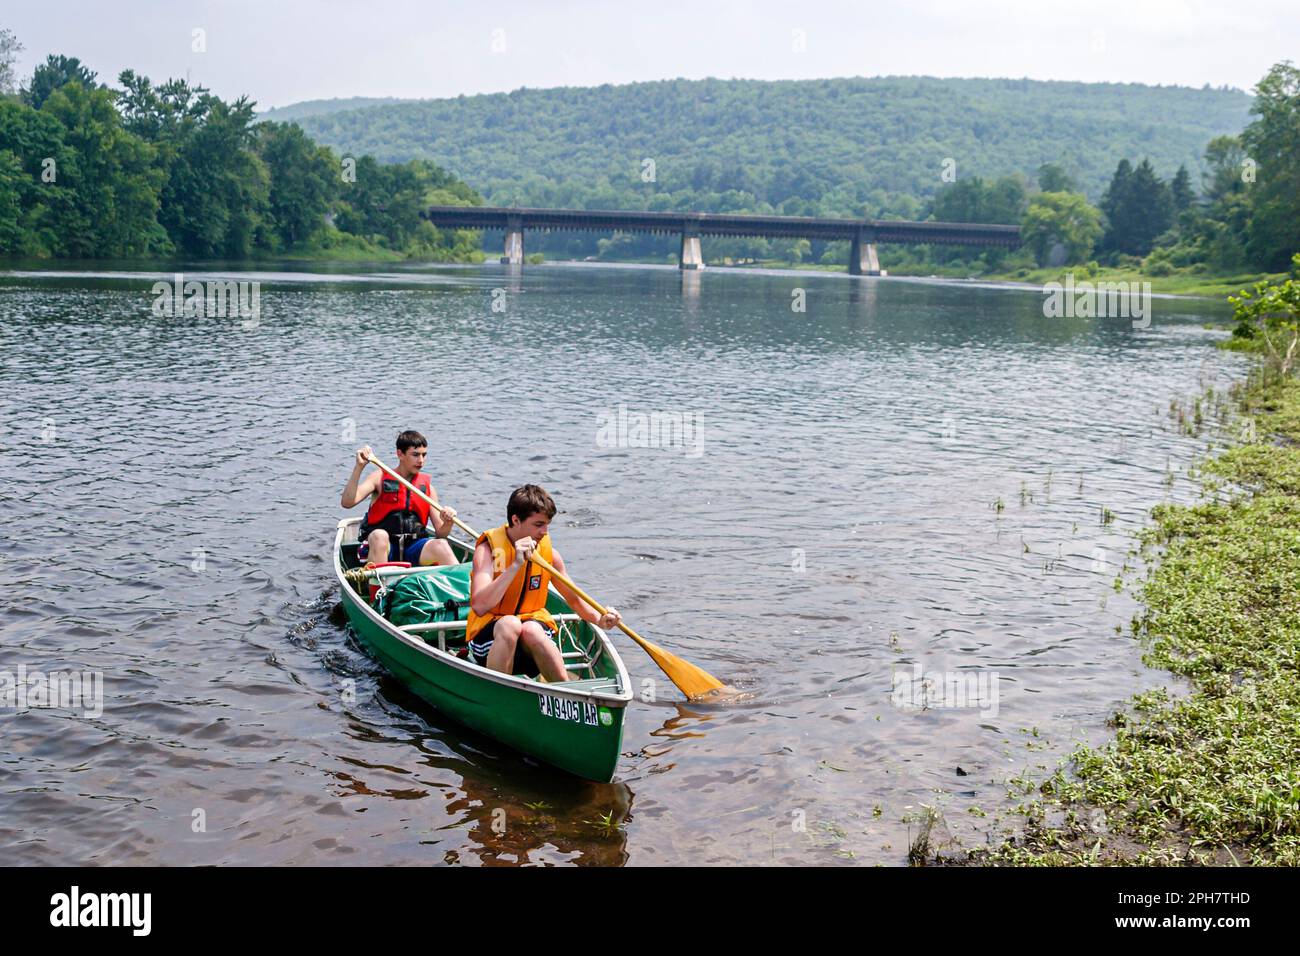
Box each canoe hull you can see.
[334,520,630,782]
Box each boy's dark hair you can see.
[507,484,557,524]
[396,430,428,453]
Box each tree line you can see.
[0,34,484,261]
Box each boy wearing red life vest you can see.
[466,484,620,682]
[340,430,458,567]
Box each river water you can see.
[0,262,1242,865]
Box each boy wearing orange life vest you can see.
[466,484,621,682]
[340,430,458,567]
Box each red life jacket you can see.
[363,472,433,536]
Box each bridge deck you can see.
[422,205,1020,247]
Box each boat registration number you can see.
[539,694,599,726]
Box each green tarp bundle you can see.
[385,563,473,627]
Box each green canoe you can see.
[332,518,632,782]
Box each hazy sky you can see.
[4,0,1294,109]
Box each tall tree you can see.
[22,54,98,109]
[0,98,77,255]
[256,121,339,247]
[1170,165,1195,211]
[984,175,1028,224]
[1037,163,1077,193]
[1021,191,1103,265]
[131,83,269,258]
[0,149,22,250]
[0,28,22,95]
[40,80,165,256]
[1203,135,1248,204]
[933,177,987,222]
[1241,61,1300,271]
[1101,157,1173,255]
[1099,158,1132,251]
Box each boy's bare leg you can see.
[485,615,522,674]
[520,621,572,682]
[417,537,458,566]
[365,529,390,565]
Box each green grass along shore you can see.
[931,357,1300,866]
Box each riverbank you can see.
[971,265,1285,300]
[1,226,489,267]
[932,359,1300,866]
[0,250,480,267]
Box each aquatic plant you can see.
[934,371,1300,866]
[586,810,626,836]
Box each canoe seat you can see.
[553,677,622,694]
[397,612,605,682]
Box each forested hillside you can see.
[285,76,1253,217]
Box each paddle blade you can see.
[621,625,734,701]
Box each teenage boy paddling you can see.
[467,485,621,682]
[340,430,458,567]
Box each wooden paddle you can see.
[363,454,732,701]
[524,550,732,700]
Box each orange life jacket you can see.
[465,523,555,642]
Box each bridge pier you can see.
[501,229,524,265]
[850,233,885,276]
[679,231,704,270]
